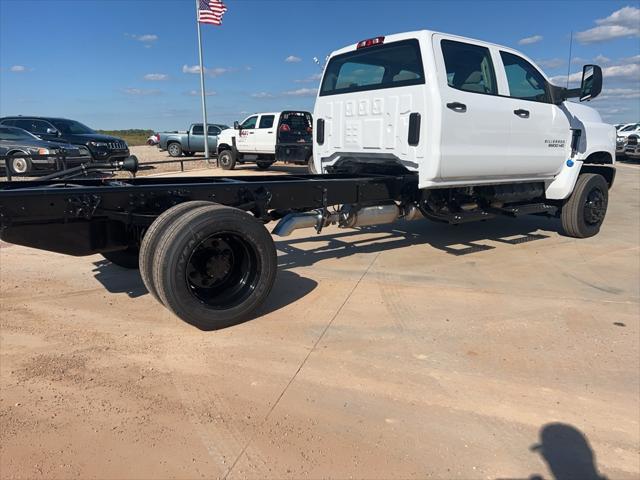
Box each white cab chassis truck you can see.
[0,31,616,330]
[314,31,615,238]
[216,111,314,171]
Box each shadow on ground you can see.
[91,261,317,320]
[527,423,607,480]
[277,214,556,270]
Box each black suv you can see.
[0,116,129,163]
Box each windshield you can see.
[0,126,40,141]
[50,119,95,134]
[320,39,425,96]
[621,124,639,132]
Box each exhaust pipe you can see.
[272,203,420,237]
[272,211,324,237]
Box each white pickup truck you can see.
[216,111,314,171]
[313,30,616,238]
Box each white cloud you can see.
[9,65,27,72]
[183,64,203,74]
[144,73,168,81]
[186,90,216,96]
[126,33,159,43]
[123,88,161,96]
[209,67,233,77]
[282,88,317,97]
[518,35,543,45]
[285,55,302,63]
[251,92,275,99]
[575,6,640,43]
[294,72,323,83]
[571,57,588,64]
[593,54,611,64]
[535,58,565,70]
[550,62,640,85]
[182,65,237,77]
[597,88,640,100]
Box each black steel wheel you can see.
[152,204,277,329]
[140,201,213,303]
[168,142,183,157]
[256,161,272,170]
[218,150,236,170]
[561,173,609,238]
[102,246,140,269]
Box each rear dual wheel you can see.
[142,202,277,329]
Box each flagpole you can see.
[195,0,210,162]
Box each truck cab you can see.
[217,111,313,171]
[313,30,616,202]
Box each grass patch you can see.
[97,129,154,146]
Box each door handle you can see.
[249,131,255,134]
[446,102,467,112]
[514,109,530,118]
[267,131,273,134]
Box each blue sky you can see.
[0,0,638,130]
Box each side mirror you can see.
[233,121,240,130]
[46,127,59,136]
[580,64,602,102]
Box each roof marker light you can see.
[357,36,385,49]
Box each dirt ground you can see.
[0,161,638,479]
[130,145,308,177]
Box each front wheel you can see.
[152,204,277,330]
[560,173,609,238]
[256,161,273,170]
[8,154,33,176]
[218,150,236,170]
[307,156,317,174]
[167,143,183,157]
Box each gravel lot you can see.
[1,161,638,479]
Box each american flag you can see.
[198,0,227,26]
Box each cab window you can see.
[441,40,497,95]
[320,39,425,96]
[240,116,257,129]
[500,51,549,103]
[192,125,204,135]
[258,115,274,129]
[208,125,221,135]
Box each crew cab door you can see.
[497,50,569,176]
[236,115,258,152]
[435,35,512,180]
[254,114,276,153]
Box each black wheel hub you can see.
[186,233,259,308]
[584,187,606,225]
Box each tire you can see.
[8,153,33,176]
[167,142,183,157]
[218,150,236,170]
[139,200,213,303]
[307,156,317,174]
[152,204,277,330]
[102,246,140,269]
[256,161,272,170]
[560,173,609,238]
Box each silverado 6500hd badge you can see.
[545,139,566,148]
